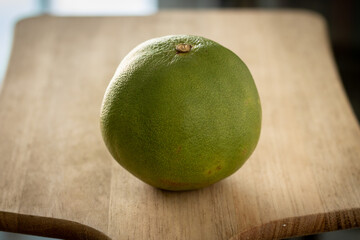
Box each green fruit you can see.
[100,35,261,191]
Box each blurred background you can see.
[0,0,359,239]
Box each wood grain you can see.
[0,10,359,240]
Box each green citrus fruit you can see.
[100,35,261,191]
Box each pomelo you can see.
[100,35,261,191]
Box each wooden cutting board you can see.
[0,10,359,240]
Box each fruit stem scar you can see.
[176,44,192,53]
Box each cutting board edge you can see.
[232,208,360,240]
[1,208,359,240]
[0,211,111,240]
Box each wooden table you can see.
[0,10,359,240]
